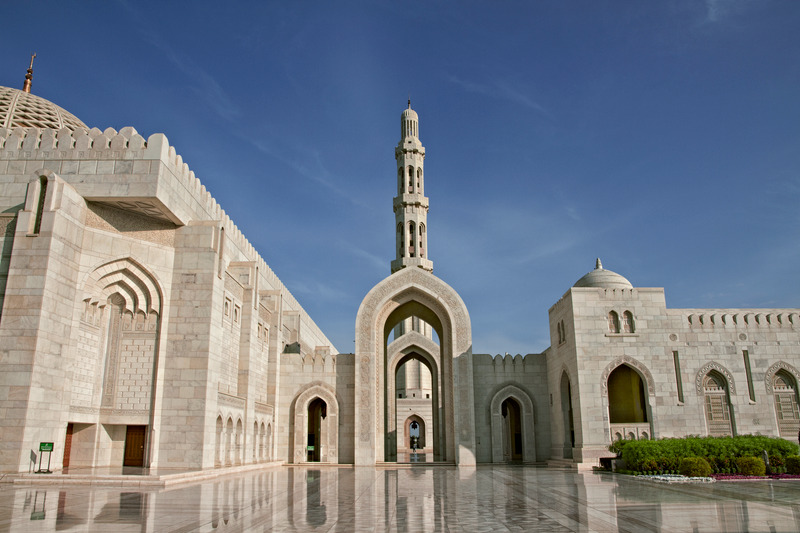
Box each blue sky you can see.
[4,1,799,354]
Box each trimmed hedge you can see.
[619,435,799,474]
[786,455,800,475]
[735,456,766,476]
[679,457,712,477]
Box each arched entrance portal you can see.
[502,398,522,462]
[392,347,438,461]
[560,371,574,459]
[405,415,425,450]
[354,267,476,465]
[307,398,326,462]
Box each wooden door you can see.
[124,425,147,466]
[63,423,73,468]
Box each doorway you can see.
[307,399,326,462]
[123,425,147,467]
[502,398,522,462]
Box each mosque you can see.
[1,61,799,474]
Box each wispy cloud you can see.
[447,75,551,117]
[703,0,753,24]
[115,0,240,122]
[348,246,386,273]
[287,279,350,301]
[248,137,373,209]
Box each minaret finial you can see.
[22,52,36,93]
[595,258,603,270]
[408,93,411,109]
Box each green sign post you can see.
[36,442,54,474]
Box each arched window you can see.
[703,372,733,436]
[408,222,415,257]
[416,168,422,190]
[773,371,800,437]
[398,223,404,257]
[622,311,635,333]
[398,168,403,194]
[407,166,414,193]
[33,175,48,234]
[608,311,620,333]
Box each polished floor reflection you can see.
[3,465,800,532]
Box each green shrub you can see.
[608,438,635,456]
[735,456,766,476]
[679,457,712,477]
[620,435,800,472]
[786,456,800,475]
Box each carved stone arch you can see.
[291,381,340,464]
[489,383,536,463]
[354,266,474,465]
[695,362,736,395]
[82,257,163,316]
[765,361,800,394]
[601,356,655,396]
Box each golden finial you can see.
[22,52,36,93]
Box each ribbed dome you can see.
[0,86,88,131]
[401,106,418,120]
[573,258,633,289]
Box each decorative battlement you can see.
[684,310,800,329]
[0,126,335,352]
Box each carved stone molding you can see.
[765,361,800,393]
[600,356,656,396]
[695,362,736,395]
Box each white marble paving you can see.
[2,466,800,532]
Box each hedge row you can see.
[617,435,799,473]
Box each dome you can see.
[573,258,633,289]
[0,86,88,131]
[401,101,418,121]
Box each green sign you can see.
[39,442,53,452]
[307,446,314,451]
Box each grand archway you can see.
[355,267,475,465]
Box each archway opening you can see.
[501,398,522,462]
[560,372,574,459]
[307,398,326,462]
[608,364,651,441]
[393,352,437,462]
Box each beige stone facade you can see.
[0,87,798,473]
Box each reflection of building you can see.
[1,65,799,473]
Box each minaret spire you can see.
[22,53,36,94]
[391,101,432,274]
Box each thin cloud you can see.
[447,74,551,117]
[115,0,240,122]
[249,137,373,209]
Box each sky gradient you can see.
[3,1,799,354]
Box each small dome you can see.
[573,258,633,289]
[401,101,418,121]
[0,86,88,131]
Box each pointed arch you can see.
[355,266,474,465]
[489,384,536,463]
[291,382,339,464]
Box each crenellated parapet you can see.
[1,126,336,352]
[682,310,800,329]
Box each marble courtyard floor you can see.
[2,465,800,532]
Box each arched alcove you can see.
[354,267,474,465]
[291,382,339,464]
[489,384,536,463]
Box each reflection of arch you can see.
[355,267,474,465]
[489,384,536,463]
[291,382,339,464]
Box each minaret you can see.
[22,53,36,94]
[391,100,433,273]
